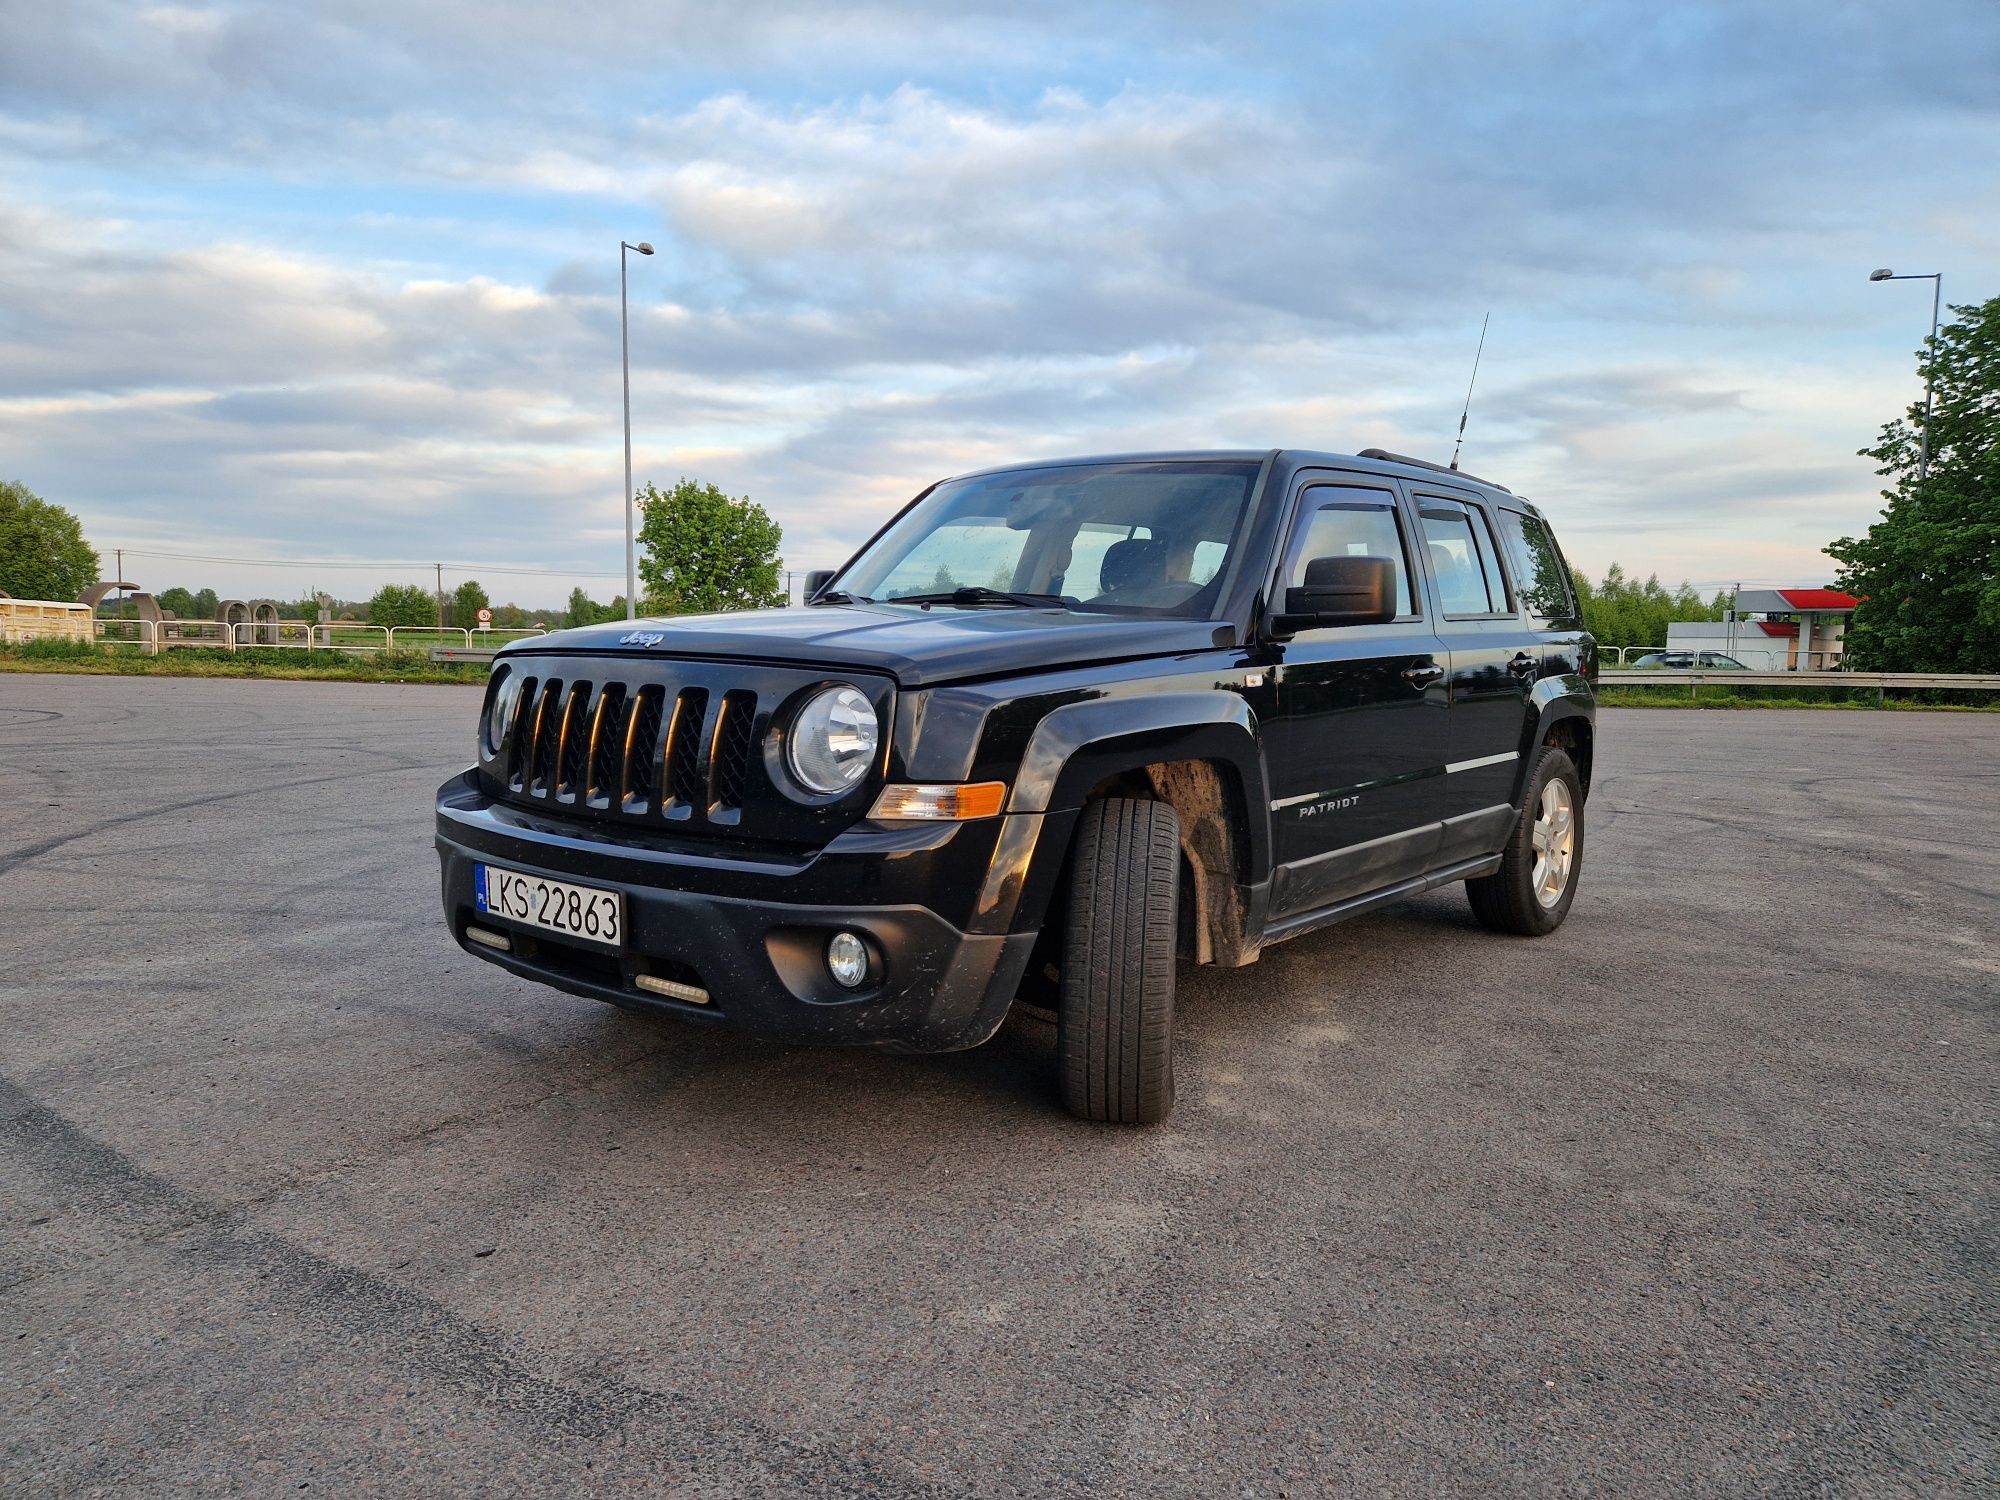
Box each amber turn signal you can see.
[868,782,1008,821]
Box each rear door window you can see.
[1417,500,1508,616]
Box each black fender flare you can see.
[1005,689,1271,880]
[1517,675,1595,801]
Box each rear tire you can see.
[1466,747,1583,936]
[1058,798,1180,1124]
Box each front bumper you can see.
[434,771,1039,1051]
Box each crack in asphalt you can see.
[0,1074,948,1497]
[0,762,439,874]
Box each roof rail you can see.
[1356,448,1512,494]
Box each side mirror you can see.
[803,569,837,603]
[1274,555,1398,634]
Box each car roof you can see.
[938,448,1536,513]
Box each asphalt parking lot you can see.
[2,675,1993,1497]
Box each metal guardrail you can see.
[430,647,499,664]
[1600,669,2000,694]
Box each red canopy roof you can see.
[1775,588,1858,611]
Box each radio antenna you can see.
[1449,312,1489,471]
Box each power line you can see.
[116,546,626,579]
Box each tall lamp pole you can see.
[621,239,655,620]
[1868,268,1942,483]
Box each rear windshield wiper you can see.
[888,586,1074,610]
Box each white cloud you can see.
[1,2,1996,602]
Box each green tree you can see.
[563,587,623,628]
[367,582,437,628]
[152,588,242,621]
[450,578,491,630]
[156,586,200,618]
[635,478,784,614]
[1569,563,1729,647]
[1829,295,2000,672]
[0,480,99,601]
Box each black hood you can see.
[501,603,1226,687]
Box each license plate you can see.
[475,864,624,949]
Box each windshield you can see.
[832,460,1261,618]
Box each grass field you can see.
[1597,682,1998,710]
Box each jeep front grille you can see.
[496,673,759,825]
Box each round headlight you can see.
[484,668,522,756]
[787,685,879,795]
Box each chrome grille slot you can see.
[621,686,664,812]
[585,683,627,807]
[554,681,592,801]
[664,687,709,816]
[525,678,564,793]
[710,690,757,817]
[505,674,538,788]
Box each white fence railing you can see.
[93,619,545,657]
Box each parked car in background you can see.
[1630,650,1749,669]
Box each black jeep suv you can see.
[436,449,1595,1123]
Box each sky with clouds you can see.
[2,0,1996,610]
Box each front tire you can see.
[1058,798,1180,1124]
[1466,747,1583,936]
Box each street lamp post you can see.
[621,239,655,620]
[1868,268,1942,483]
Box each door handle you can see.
[1401,663,1445,687]
[1506,652,1538,676]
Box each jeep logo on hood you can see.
[618,631,668,648]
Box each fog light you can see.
[826,931,869,989]
[634,973,711,1005]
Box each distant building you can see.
[0,595,94,644]
[1667,588,1859,671]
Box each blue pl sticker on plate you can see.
[474,864,490,912]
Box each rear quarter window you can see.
[1494,509,1578,628]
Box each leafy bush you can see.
[368,583,438,628]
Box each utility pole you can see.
[435,563,444,630]
[114,547,123,585]
[621,238,655,620]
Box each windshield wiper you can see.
[809,589,872,605]
[889,586,1074,610]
